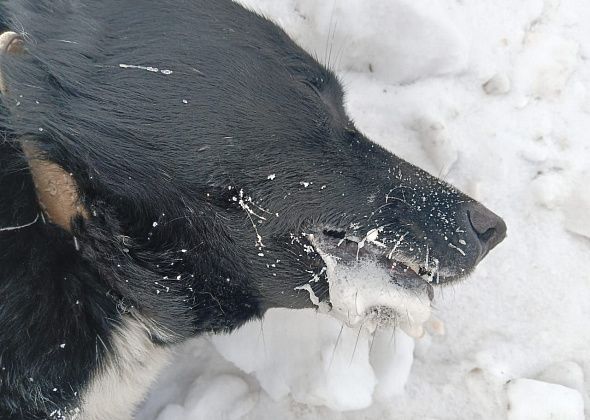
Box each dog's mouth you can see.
[322,231,434,285]
[320,227,464,285]
[300,227,460,338]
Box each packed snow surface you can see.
[137,0,590,419]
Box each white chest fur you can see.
[77,317,173,420]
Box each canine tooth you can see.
[404,262,421,276]
[356,240,365,261]
[366,228,379,242]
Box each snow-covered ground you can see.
[136,1,590,419]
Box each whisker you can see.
[328,323,344,372]
[334,34,350,71]
[327,19,338,70]
[349,323,364,366]
[387,231,409,260]
[0,213,39,232]
[389,324,397,349]
[369,329,377,356]
[259,318,268,360]
[324,0,337,66]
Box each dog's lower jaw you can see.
[77,317,173,420]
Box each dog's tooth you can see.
[406,263,420,276]
[370,240,387,248]
[366,228,379,242]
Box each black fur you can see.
[0,1,506,418]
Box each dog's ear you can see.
[1,32,88,232]
[0,31,24,92]
[21,142,89,232]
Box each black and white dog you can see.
[0,0,506,418]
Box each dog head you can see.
[0,1,505,338]
[0,2,508,416]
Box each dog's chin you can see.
[305,232,436,338]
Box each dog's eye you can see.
[300,77,323,97]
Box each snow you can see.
[563,172,590,239]
[506,379,584,420]
[312,248,432,337]
[537,361,587,405]
[136,0,590,419]
[213,309,379,411]
[119,64,174,75]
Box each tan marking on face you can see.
[0,32,87,231]
[0,31,25,94]
[22,142,89,232]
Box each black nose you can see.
[467,203,507,257]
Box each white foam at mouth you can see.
[294,284,331,313]
[306,234,432,338]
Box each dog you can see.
[0,0,506,418]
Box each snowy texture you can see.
[506,379,584,420]
[213,309,378,411]
[137,0,590,418]
[309,234,433,338]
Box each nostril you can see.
[467,204,507,251]
[478,227,496,243]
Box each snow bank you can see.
[239,0,469,84]
[137,0,590,419]
[562,172,590,239]
[213,309,380,411]
[506,379,584,420]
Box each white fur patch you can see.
[77,317,173,420]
